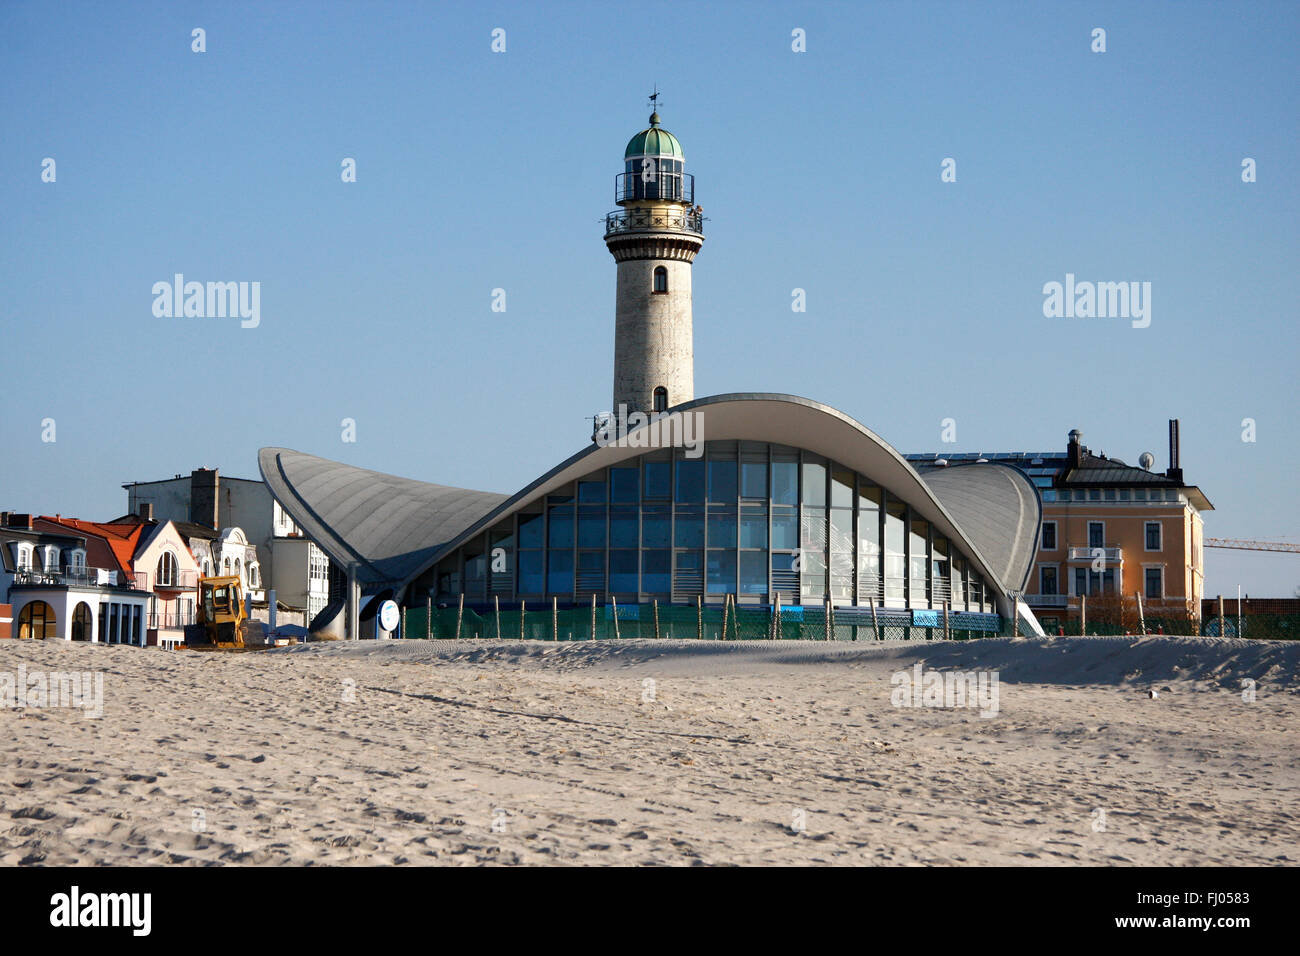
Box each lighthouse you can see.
[604,107,704,419]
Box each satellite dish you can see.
[1139,452,1155,471]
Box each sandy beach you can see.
[2,635,1298,866]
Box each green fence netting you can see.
[396,603,1009,642]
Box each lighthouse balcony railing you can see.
[614,172,694,205]
[604,207,705,236]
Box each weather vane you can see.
[648,84,661,114]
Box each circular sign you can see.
[378,600,400,633]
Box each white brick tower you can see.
[604,109,704,419]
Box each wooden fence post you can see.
[943,599,951,641]
[425,594,432,640]
[653,599,660,640]
[519,600,525,642]
[494,594,501,640]
[1135,591,1146,636]
[455,593,463,641]
[590,593,597,641]
[611,595,620,640]
[696,595,702,641]
[868,594,880,642]
[552,596,558,642]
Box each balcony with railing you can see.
[605,206,704,237]
[615,171,694,205]
[136,568,199,591]
[149,607,197,629]
[1068,546,1123,564]
[11,566,121,588]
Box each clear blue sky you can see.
[2,1,1297,596]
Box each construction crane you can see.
[1205,538,1300,553]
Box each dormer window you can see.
[652,266,668,294]
[16,545,33,570]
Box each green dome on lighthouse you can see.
[624,112,685,159]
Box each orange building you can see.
[1025,423,1212,632]
[910,420,1213,633]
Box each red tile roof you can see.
[35,516,146,576]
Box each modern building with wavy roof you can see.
[260,111,1044,639]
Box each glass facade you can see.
[430,441,995,613]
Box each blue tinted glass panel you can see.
[772,461,798,505]
[644,460,671,498]
[518,551,543,593]
[609,509,638,548]
[740,552,767,594]
[675,551,703,571]
[518,513,543,549]
[707,459,737,502]
[642,507,671,547]
[739,511,768,548]
[609,551,638,592]
[676,459,705,502]
[578,481,606,504]
[577,509,606,548]
[547,506,573,548]
[740,461,768,499]
[675,511,704,548]
[707,550,737,594]
[610,467,639,503]
[771,510,799,549]
[547,550,573,593]
[642,550,670,592]
[802,462,827,506]
[708,512,736,548]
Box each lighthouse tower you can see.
[604,109,704,419]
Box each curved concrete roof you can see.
[258,447,508,585]
[382,394,1041,616]
[913,462,1041,594]
[260,395,1042,616]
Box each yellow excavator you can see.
[185,575,254,648]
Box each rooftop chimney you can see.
[1067,428,1084,469]
[1166,419,1183,484]
[190,468,219,530]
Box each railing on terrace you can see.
[12,567,119,587]
[149,608,197,629]
[605,206,704,236]
[134,569,199,591]
[1068,546,1123,563]
[614,171,694,205]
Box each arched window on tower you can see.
[653,387,668,413]
[652,266,668,294]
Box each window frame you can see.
[1040,520,1057,551]
[651,266,668,295]
[1038,564,1059,596]
[1143,565,1163,600]
[1144,520,1162,552]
